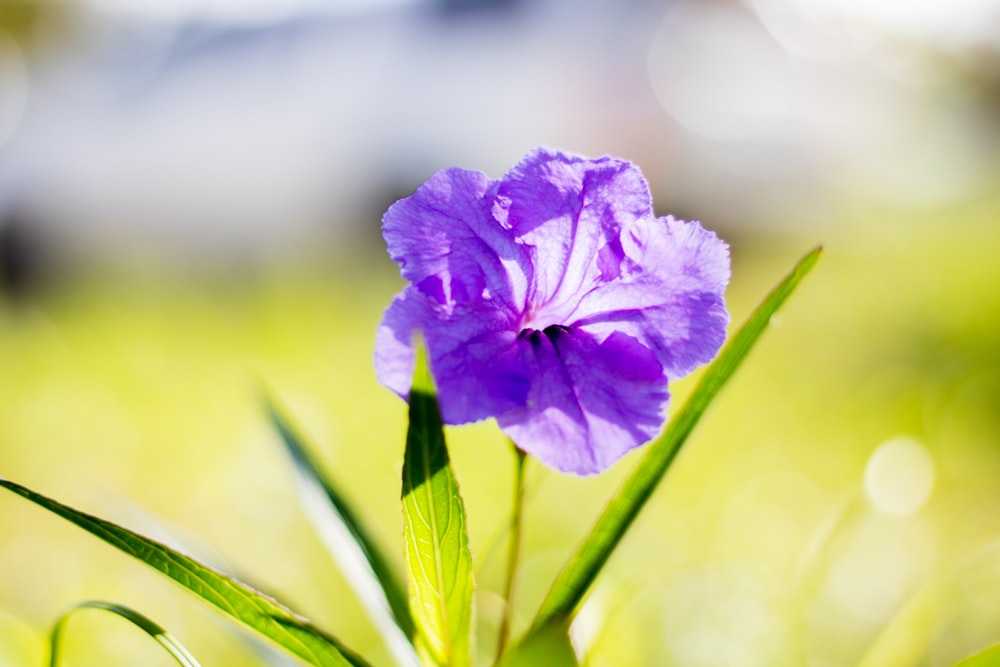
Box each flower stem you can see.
[495,442,528,661]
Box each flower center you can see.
[517,324,571,344]
[519,301,567,333]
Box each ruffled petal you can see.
[375,287,530,424]
[383,167,531,315]
[497,327,669,475]
[571,215,730,378]
[375,148,731,477]
[493,148,652,326]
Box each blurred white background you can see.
[1,0,997,267]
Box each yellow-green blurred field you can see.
[1,197,999,666]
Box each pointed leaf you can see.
[0,478,370,667]
[531,246,823,630]
[401,341,474,666]
[266,397,419,667]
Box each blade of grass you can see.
[49,600,202,667]
[949,643,1000,667]
[401,340,474,667]
[265,396,419,667]
[0,478,370,667]
[530,245,823,631]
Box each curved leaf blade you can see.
[530,246,823,630]
[49,600,202,667]
[0,478,369,667]
[265,397,419,667]
[401,342,474,667]
[950,644,1000,667]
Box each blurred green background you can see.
[1,1,1000,666]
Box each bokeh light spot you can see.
[647,1,793,142]
[662,567,789,667]
[864,436,935,516]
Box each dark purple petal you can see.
[383,167,532,315]
[497,327,669,475]
[572,215,730,378]
[375,287,530,424]
[493,148,652,328]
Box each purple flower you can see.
[375,148,729,475]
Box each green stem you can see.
[495,443,528,661]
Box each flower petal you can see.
[572,215,730,378]
[375,148,731,477]
[375,287,530,424]
[493,148,652,326]
[383,167,531,315]
[497,327,669,475]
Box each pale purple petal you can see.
[493,148,652,327]
[571,215,730,378]
[375,287,530,424]
[497,327,669,475]
[383,167,531,315]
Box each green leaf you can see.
[495,619,578,667]
[265,396,419,667]
[0,478,370,667]
[530,245,823,631]
[401,341,474,667]
[855,578,943,667]
[87,495,320,667]
[950,643,1000,667]
[49,600,202,667]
